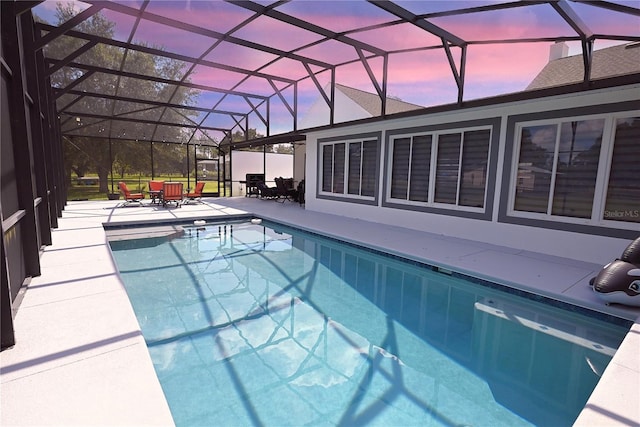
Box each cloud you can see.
[431,4,575,42]
[38,0,635,134]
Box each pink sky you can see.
[35,0,639,135]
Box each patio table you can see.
[148,189,162,204]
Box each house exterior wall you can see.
[293,143,306,185]
[333,89,372,123]
[299,87,374,129]
[303,84,640,265]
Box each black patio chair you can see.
[275,177,298,201]
[256,181,280,200]
[296,180,305,205]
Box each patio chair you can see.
[118,182,144,206]
[162,182,183,208]
[256,181,280,200]
[275,177,298,201]
[297,180,305,205]
[148,180,164,204]
[184,182,205,204]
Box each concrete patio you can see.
[1,196,638,426]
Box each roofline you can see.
[223,131,306,150]
[304,73,640,131]
[224,73,640,150]
[334,83,424,110]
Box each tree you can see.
[222,129,273,152]
[48,4,199,193]
[63,137,93,180]
[112,140,149,177]
[273,143,294,154]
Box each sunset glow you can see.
[33,0,640,141]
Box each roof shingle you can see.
[527,42,640,90]
[335,83,422,116]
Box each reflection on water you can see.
[111,222,629,427]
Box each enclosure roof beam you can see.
[46,59,269,101]
[14,1,44,16]
[367,0,466,47]
[229,0,387,56]
[82,0,333,70]
[224,130,306,150]
[37,23,297,85]
[60,111,230,133]
[61,89,245,117]
[35,4,104,50]
[578,0,640,16]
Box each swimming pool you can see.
[109,220,630,427]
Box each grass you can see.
[68,175,222,201]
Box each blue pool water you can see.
[109,220,629,427]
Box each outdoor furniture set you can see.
[257,178,304,205]
[118,181,205,208]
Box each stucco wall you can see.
[293,143,306,185]
[299,86,373,129]
[302,84,640,265]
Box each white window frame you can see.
[319,138,377,201]
[599,112,640,229]
[386,125,492,213]
[507,111,640,230]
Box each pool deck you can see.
[1,197,639,426]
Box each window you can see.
[388,128,490,209]
[322,145,333,192]
[434,133,461,204]
[320,138,378,199]
[390,137,411,199]
[347,140,377,196]
[389,135,434,202]
[333,143,345,193]
[409,136,431,202]
[552,121,603,218]
[510,113,639,227]
[604,117,640,223]
[514,118,604,219]
[322,142,346,193]
[348,142,361,195]
[514,124,556,214]
[460,130,491,208]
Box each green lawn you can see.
[68,175,222,201]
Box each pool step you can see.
[105,225,185,243]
